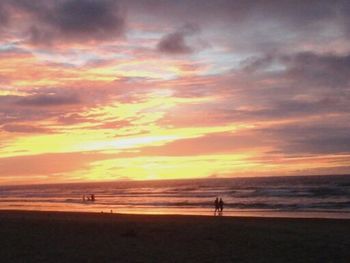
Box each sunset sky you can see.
[0,0,350,184]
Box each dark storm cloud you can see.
[243,51,350,87]
[0,2,10,27]
[157,24,200,54]
[6,0,125,44]
[281,52,350,88]
[2,0,349,50]
[46,0,125,42]
[261,123,350,155]
[337,0,350,37]
[157,31,192,54]
[127,0,336,24]
[232,52,350,123]
[127,0,349,53]
[253,97,349,119]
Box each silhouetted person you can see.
[219,198,224,213]
[214,197,219,215]
[91,194,95,201]
[83,195,86,202]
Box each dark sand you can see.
[0,210,349,263]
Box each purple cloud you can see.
[7,0,126,45]
[157,24,200,54]
[2,124,51,134]
[17,94,80,107]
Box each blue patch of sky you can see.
[193,49,251,76]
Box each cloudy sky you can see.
[0,0,349,184]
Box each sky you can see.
[0,0,350,185]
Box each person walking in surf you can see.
[219,198,224,214]
[214,197,220,215]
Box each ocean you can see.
[1,175,349,219]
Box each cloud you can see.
[281,52,350,88]
[0,96,51,126]
[93,120,131,129]
[223,97,350,122]
[238,50,350,95]
[0,90,82,129]
[7,0,126,45]
[242,51,350,85]
[0,151,117,177]
[56,113,95,125]
[128,0,348,54]
[337,0,350,38]
[2,124,51,134]
[16,94,80,107]
[127,131,262,157]
[0,2,10,27]
[1,0,349,52]
[261,123,350,155]
[157,24,200,54]
[0,80,149,129]
[1,0,350,182]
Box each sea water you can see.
[0,175,349,219]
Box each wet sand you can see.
[0,210,349,262]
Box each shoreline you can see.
[1,210,349,262]
[1,207,350,220]
[1,208,350,220]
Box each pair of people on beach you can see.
[214,197,224,215]
[83,194,95,202]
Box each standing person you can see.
[214,197,219,215]
[219,198,224,213]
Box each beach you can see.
[0,210,349,262]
